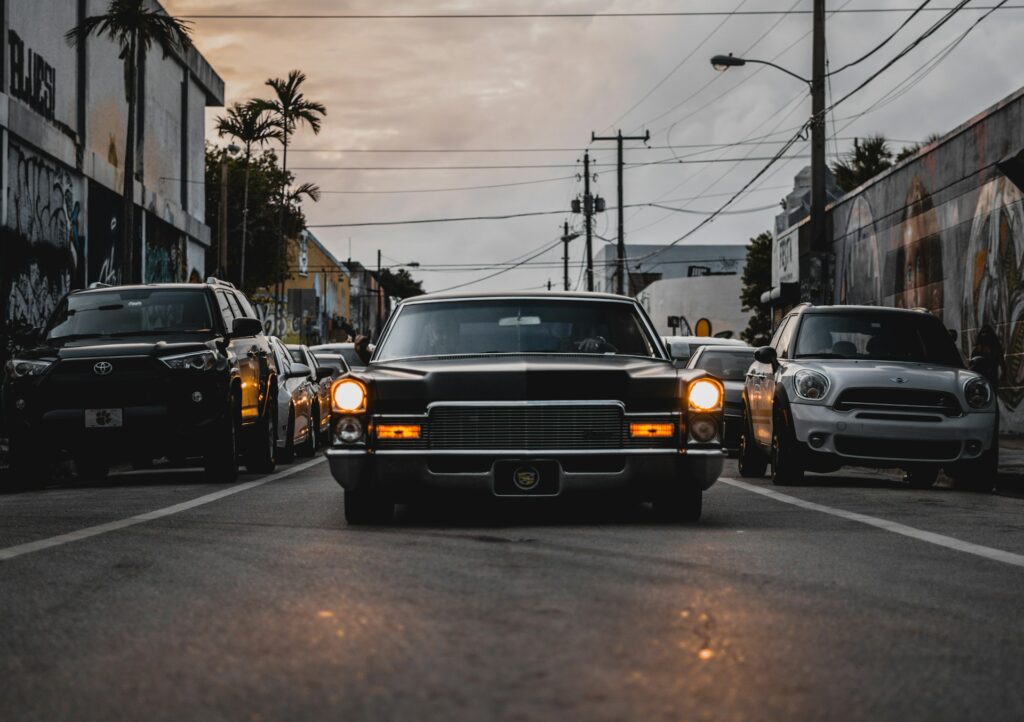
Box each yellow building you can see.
[277,230,352,344]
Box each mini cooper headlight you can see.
[794,370,830,400]
[5,359,52,378]
[332,378,367,413]
[160,351,218,371]
[688,379,722,411]
[964,376,992,409]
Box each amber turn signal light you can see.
[332,378,367,414]
[629,422,675,438]
[376,424,422,440]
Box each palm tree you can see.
[215,101,280,288]
[831,135,894,193]
[257,70,326,316]
[67,1,191,284]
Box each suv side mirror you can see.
[287,362,311,379]
[230,317,263,338]
[315,366,334,381]
[754,346,778,366]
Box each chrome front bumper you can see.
[788,402,997,464]
[326,446,724,500]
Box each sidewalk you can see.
[998,435,1024,491]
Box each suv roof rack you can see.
[205,276,236,289]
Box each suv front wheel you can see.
[204,405,239,483]
[244,401,277,474]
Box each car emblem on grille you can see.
[93,361,113,376]
[889,377,907,384]
[513,465,540,491]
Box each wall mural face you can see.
[4,143,81,328]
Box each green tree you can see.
[831,135,894,192]
[378,268,424,299]
[740,231,773,346]
[67,1,192,283]
[215,101,281,288]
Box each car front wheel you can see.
[204,410,239,483]
[244,403,277,474]
[738,411,768,477]
[771,405,804,486]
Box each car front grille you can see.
[426,404,628,450]
[40,358,162,408]
[833,388,961,417]
[834,436,961,461]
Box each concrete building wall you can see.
[638,273,748,338]
[597,243,746,295]
[825,86,1024,431]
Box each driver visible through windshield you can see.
[376,299,658,361]
[793,311,962,366]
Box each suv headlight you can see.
[964,377,992,409]
[160,351,218,371]
[5,359,53,378]
[794,370,830,400]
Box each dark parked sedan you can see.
[685,344,754,450]
[326,292,725,524]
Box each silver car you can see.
[739,304,998,490]
[269,337,316,463]
[663,335,747,368]
[686,345,754,450]
[287,344,335,450]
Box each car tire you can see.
[904,466,939,489]
[738,413,768,478]
[948,440,998,493]
[279,407,296,464]
[653,484,703,523]
[75,455,110,482]
[771,405,804,486]
[344,485,394,525]
[308,405,322,451]
[204,409,239,483]
[244,402,277,474]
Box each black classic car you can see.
[326,292,725,524]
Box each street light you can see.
[709,53,810,86]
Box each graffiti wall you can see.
[145,213,187,283]
[830,88,1024,430]
[3,141,83,328]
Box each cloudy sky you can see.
[163,0,1022,293]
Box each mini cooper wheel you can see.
[738,413,768,478]
[771,406,804,486]
[653,485,703,523]
[244,403,277,474]
[204,410,239,483]
[344,486,394,525]
[278,407,296,464]
[948,441,998,493]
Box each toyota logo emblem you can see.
[93,362,113,376]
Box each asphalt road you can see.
[1,458,1023,722]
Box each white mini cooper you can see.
[739,304,998,490]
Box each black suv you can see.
[2,279,278,488]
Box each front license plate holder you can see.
[85,408,123,428]
[493,459,560,496]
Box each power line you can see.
[289,156,813,171]
[826,0,933,76]
[428,238,565,294]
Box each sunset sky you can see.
[162,0,1023,293]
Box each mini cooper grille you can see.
[428,405,626,450]
[834,436,961,461]
[833,388,961,417]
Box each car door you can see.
[218,290,258,421]
[762,315,799,444]
[305,349,331,432]
[235,291,273,418]
[749,317,790,445]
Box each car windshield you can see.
[793,312,962,366]
[376,299,659,361]
[45,289,214,340]
[312,353,348,374]
[691,350,753,381]
[288,349,305,364]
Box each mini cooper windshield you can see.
[376,299,660,361]
[45,289,215,341]
[793,312,962,366]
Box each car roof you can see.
[692,345,754,353]
[800,304,935,316]
[662,335,747,345]
[404,290,634,303]
[70,283,212,295]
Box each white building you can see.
[1,0,224,330]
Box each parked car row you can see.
[0,279,354,491]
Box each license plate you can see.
[85,409,123,428]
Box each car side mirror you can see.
[230,317,263,338]
[754,346,778,367]
[287,362,311,379]
[969,355,987,373]
[315,366,334,381]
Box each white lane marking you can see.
[722,478,1024,569]
[0,457,325,562]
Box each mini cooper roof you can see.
[794,304,936,315]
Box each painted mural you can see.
[145,212,187,283]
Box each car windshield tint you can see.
[376,299,658,361]
[46,289,214,340]
[793,312,962,366]
[693,350,753,380]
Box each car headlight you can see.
[332,378,367,413]
[5,359,52,378]
[160,351,218,371]
[794,370,830,400]
[688,378,722,411]
[964,376,992,409]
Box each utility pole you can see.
[584,152,594,292]
[562,221,571,292]
[810,0,827,303]
[591,129,649,296]
[376,248,383,340]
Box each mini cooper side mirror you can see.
[230,317,263,338]
[968,355,988,373]
[315,366,334,381]
[754,346,778,366]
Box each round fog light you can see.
[14,398,26,410]
[965,440,982,456]
[808,433,827,448]
[337,417,363,444]
[690,415,718,443]
[191,391,203,403]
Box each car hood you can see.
[790,359,973,394]
[19,334,217,361]
[358,354,700,414]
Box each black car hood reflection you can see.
[22,333,217,361]
[362,354,699,414]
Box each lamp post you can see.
[711,0,828,304]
